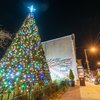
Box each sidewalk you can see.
[59,81,100,100]
[60,82,81,100]
[80,82,100,100]
[48,81,81,100]
[49,81,100,100]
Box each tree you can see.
[0,8,51,93]
[69,69,74,80]
[0,30,11,47]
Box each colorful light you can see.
[0,7,51,93]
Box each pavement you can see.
[80,82,100,100]
[52,81,100,100]
[60,85,81,100]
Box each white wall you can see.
[42,34,78,81]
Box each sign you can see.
[77,66,84,78]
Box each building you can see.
[42,34,78,81]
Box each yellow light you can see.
[89,47,97,53]
[20,80,23,82]
[21,90,23,93]
[91,48,96,52]
[97,62,100,65]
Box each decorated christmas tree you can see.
[0,6,51,93]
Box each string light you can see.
[0,7,51,93]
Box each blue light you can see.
[28,5,36,13]
[25,49,30,54]
[3,62,6,65]
[11,74,14,79]
[1,65,3,68]
[33,78,36,81]
[16,72,20,76]
[44,80,49,84]
[30,63,33,66]
[27,74,31,78]
[40,73,44,79]
[18,64,23,68]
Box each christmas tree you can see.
[0,6,51,93]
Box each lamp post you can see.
[84,49,91,75]
[84,47,96,75]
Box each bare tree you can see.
[0,30,12,47]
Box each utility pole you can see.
[84,49,91,75]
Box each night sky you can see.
[0,0,100,69]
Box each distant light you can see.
[91,78,95,82]
[28,5,36,13]
[91,48,95,52]
[97,62,100,65]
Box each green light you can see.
[8,85,13,91]
[21,83,26,89]
[10,86,12,88]
[11,61,15,65]
[0,9,51,92]
[27,64,30,68]
[22,51,25,55]
[4,81,8,85]
[35,83,39,86]
[16,78,19,82]
[0,70,3,73]
[26,70,30,73]
[16,54,20,58]
[17,45,24,49]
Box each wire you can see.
[94,32,100,45]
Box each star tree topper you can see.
[28,5,36,13]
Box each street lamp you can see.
[90,47,96,52]
[97,62,100,66]
[84,47,96,75]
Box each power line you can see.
[94,32,100,45]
